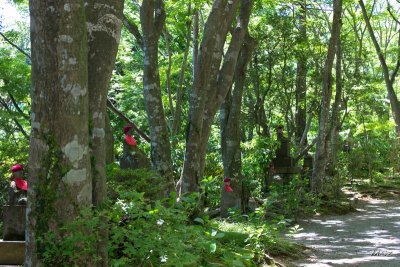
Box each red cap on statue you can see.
[123,125,133,134]
[11,164,23,173]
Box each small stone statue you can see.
[8,164,28,206]
[119,125,150,169]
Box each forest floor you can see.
[283,189,400,267]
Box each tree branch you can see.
[387,2,400,25]
[0,96,29,139]
[163,29,174,116]
[8,91,30,120]
[391,32,400,84]
[106,98,150,142]
[154,0,166,35]
[0,31,31,60]
[294,138,317,164]
[122,14,143,49]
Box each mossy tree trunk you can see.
[85,0,123,206]
[85,1,124,265]
[140,0,175,194]
[326,34,343,177]
[220,34,256,216]
[311,0,342,193]
[27,0,124,265]
[28,0,91,265]
[295,0,308,148]
[179,0,253,196]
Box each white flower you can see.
[160,255,168,263]
[157,219,165,226]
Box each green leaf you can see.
[210,243,216,253]
[211,229,217,237]
[193,217,204,225]
[232,260,246,267]
[215,232,225,239]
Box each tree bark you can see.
[220,34,256,216]
[85,0,123,206]
[326,33,343,177]
[105,112,115,164]
[140,0,175,194]
[179,0,253,196]
[197,0,254,184]
[178,0,238,195]
[295,0,308,147]
[359,0,400,134]
[311,0,342,193]
[85,3,124,264]
[27,0,91,265]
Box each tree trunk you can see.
[198,0,254,181]
[179,0,253,196]
[220,34,256,217]
[86,2,123,264]
[359,0,400,134]
[178,0,240,195]
[295,1,307,147]
[105,112,115,164]
[326,33,343,177]
[311,0,342,193]
[85,0,123,206]
[140,0,175,193]
[27,1,91,265]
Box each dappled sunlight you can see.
[290,198,400,266]
[318,255,398,265]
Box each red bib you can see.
[125,135,137,147]
[224,184,233,192]
[15,178,28,191]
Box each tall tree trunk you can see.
[359,0,400,134]
[220,34,256,216]
[85,0,123,206]
[311,0,342,193]
[198,0,254,181]
[140,0,175,193]
[253,53,270,137]
[27,0,91,265]
[86,2,123,264]
[295,0,308,147]
[178,0,239,195]
[179,0,253,196]
[326,33,343,177]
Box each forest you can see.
[0,0,399,266]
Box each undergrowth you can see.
[38,167,304,266]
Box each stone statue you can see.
[8,164,27,206]
[119,125,150,169]
[3,163,27,241]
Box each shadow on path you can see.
[288,196,400,266]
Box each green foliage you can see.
[200,175,222,208]
[108,191,207,267]
[39,187,297,266]
[242,136,278,197]
[106,163,167,201]
[261,176,319,222]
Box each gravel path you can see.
[289,195,400,266]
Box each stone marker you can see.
[2,205,26,241]
[0,240,25,265]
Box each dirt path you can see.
[288,195,400,266]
